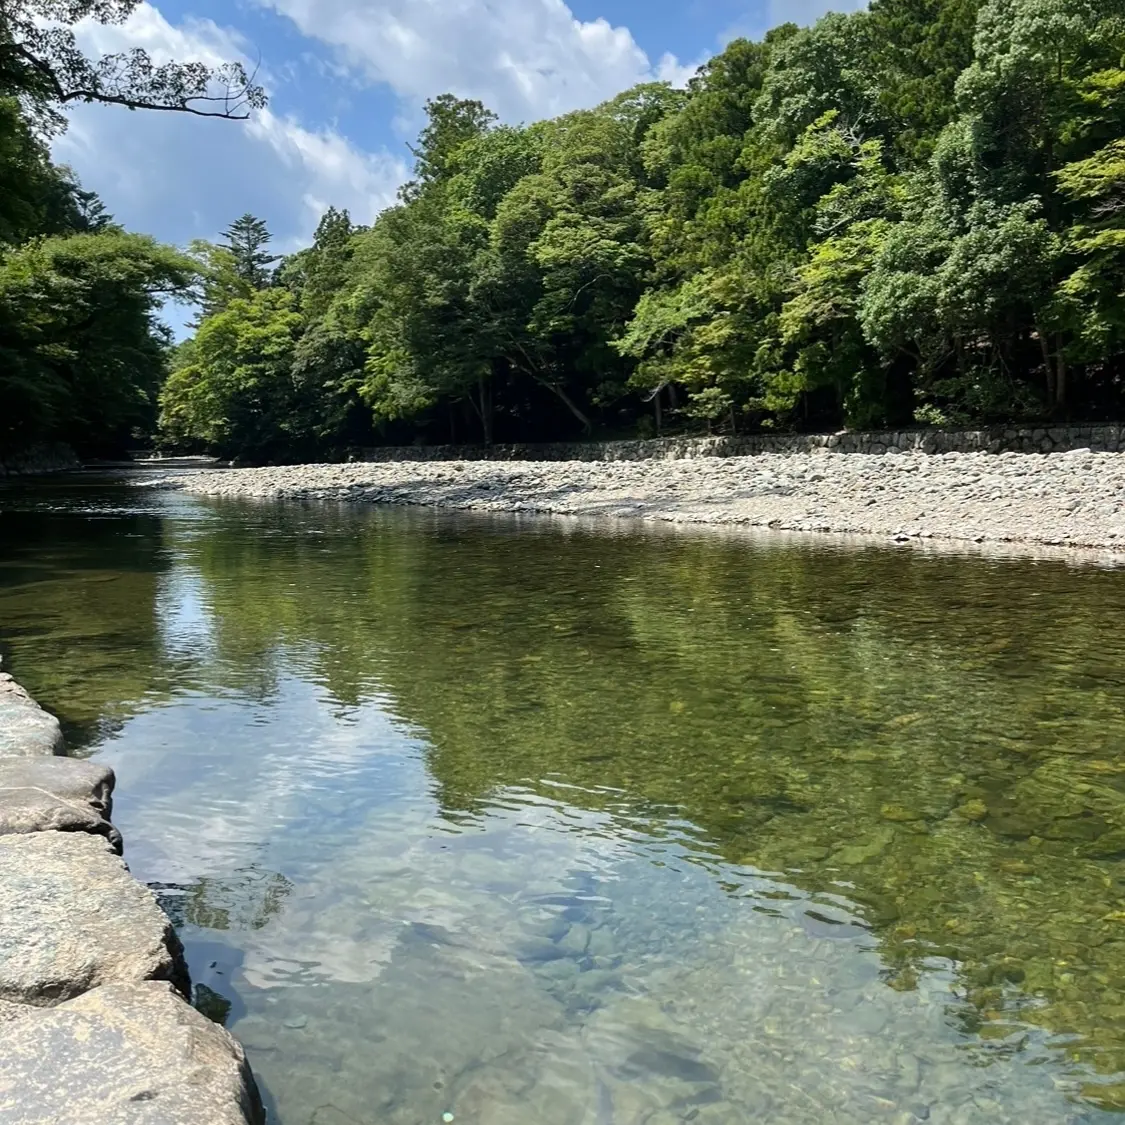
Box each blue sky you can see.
[54,0,863,314]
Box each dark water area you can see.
[4,471,1125,1123]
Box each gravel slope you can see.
[149,448,1125,551]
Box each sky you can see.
[52,0,865,302]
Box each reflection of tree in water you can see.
[153,869,292,1031]
[7,487,1125,1103]
[153,866,293,933]
[0,492,176,754]
[179,504,1125,1104]
[1,493,1099,1107]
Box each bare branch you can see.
[2,13,267,125]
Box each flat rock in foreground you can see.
[0,980,264,1125]
[0,757,120,852]
[0,676,64,757]
[0,833,187,1005]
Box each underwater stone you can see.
[881,804,924,823]
[832,828,894,866]
[954,800,989,822]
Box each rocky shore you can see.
[0,671,263,1124]
[152,447,1125,552]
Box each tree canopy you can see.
[1,0,265,132]
[0,0,267,459]
[160,0,1125,460]
[5,0,1125,462]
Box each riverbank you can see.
[0,669,263,1124]
[150,447,1125,552]
[0,444,79,477]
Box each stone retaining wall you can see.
[0,668,263,1124]
[354,424,1125,463]
[0,444,80,477]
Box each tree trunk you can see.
[537,378,592,433]
[1055,335,1067,412]
[1037,329,1055,411]
[478,375,493,445]
[885,353,916,427]
[654,387,663,437]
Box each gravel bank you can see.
[151,448,1125,551]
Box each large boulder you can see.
[0,833,188,1005]
[0,757,120,852]
[0,676,64,757]
[0,980,264,1125]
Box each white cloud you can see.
[72,1,247,72]
[656,52,704,90]
[53,3,407,252]
[256,0,691,122]
[247,110,407,236]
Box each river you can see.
[2,469,1125,1124]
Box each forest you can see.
[0,0,262,459]
[3,0,1125,461]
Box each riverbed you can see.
[3,471,1125,1123]
[149,448,1125,551]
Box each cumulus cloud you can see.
[52,3,407,253]
[256,0,694,122]
[246,110,407,240]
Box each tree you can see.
[1049,55,1125,403]
[297,207,356,321]
[159,288,302,459]
[773,115,904,426]
[358,101,524,444]
[187,240,254,323]
[405,94,498,197]
[617,38,783,431]
[0,1,269,460]
[221,213,279,290]
[0,95,113,243]
[476,96,663,434]
[162,0,1125,457]
[0,0,266,133]
[0,230,196,454]
[867,0,983,162]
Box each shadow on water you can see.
[4,473,1125,1120]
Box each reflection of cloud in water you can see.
[155,566,217,663]
[99,674,427,887]
[237,795,637,990]
[95,675,1101,1122]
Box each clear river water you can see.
[3,470,1125,1124]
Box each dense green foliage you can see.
[0,0,264,458]
[161,0,1125,460]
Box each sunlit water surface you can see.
[4,471,1125,1124]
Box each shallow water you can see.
[3,472,1125,1123]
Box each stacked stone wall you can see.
[354,424,1125,464]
